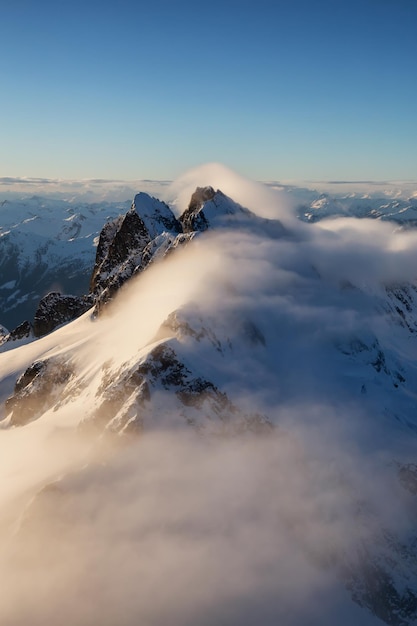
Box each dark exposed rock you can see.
[136,232,195,273]
[179,186,287,239]
[180,186,216,233]
[385,284,417,334]
[33,292,94,337]
[90,184,285,316]
[187,186,217,214]
[138,344,191,389]
[5,357,74,426]
[6,320,33,342]
[87,360,151,433]
[14,360,46,394]
[90,208,151,296]
[3,185,286,333]
[176,376,230,413]
[93,235,192,314]
[89,216,124,293]
[88,342,272,435]
[0,323,8,340]
[90,195,184,314]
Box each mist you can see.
[0,429,395,626]
[1,164,417,624]
[0,176,170,202]
[166,162,296,224]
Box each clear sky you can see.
[1,0,416,181]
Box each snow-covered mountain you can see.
[2,178,416,332]
[0,196,131,329]
[1,171,417,625]
[274,181,417,226]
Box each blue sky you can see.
[1,0,416,181]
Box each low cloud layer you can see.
[165,162,296,224]
[0,177,171,202]
[0,429,396,626]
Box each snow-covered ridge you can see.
[273,182,417,225]
[2,180,417,329]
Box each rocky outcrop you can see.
[14,186,281,323]
[179,186,287,238]
[180,186,216,232]
[179,185,256,233]
[90,194,182,297]
[5,356,74,426]
[90,195,183,313]
[90,208,151,296]
[87,342,272,435]
[385,284,417,334]
[33,292,94,337]
[3,187,279,432]
[4,320,33,343]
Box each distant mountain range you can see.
[1,182,416,331]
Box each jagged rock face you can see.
[131,192,182,238]
[180,186,216,232]
[87,184,287,318]
[0,195,131,329]
[4,320,32,343]
[90,209,151,295]
[86,342,272,435]
[179,185,255,234]
[5,357,74,426]
[90,195,184,314]
[385,284,417,334]
[33,292,94,337]
[136,231,193,270]
[179,185,287,239]
[89,216,124,293]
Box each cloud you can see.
[0,428,398,626]
[0,177,171,202]
[308,217,417,286]
[166,162,296,224]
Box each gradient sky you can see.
[1,0,416,181]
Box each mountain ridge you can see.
[1,180,417,625]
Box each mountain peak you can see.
[179,185,287,238]
[180,186,247,233]
[188,186,217,211]
[132,192,181,238]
